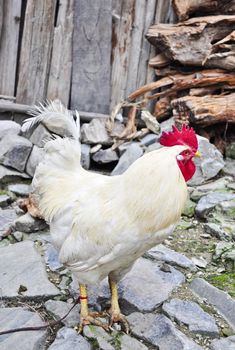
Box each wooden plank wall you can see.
[0,0,22,96]
[70,0,112,114]
[0,0,174,115]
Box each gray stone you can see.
[195,177,232,194]
[204,223,229,240]
[29,124,52,147]
[14,212,48,233]
[145,142,162,153]
[45,244,63,271]
[214,242,234,260]
[94,258,185,313]
[12,231,23,242]
[214,242,235,272]
[182,199,196,217]
[189,136,225,186]
[0,307,46,350]
[83,326,114,350]
[0,120,21,140]
[81,143,91,170]
[162,299,219,336]
[146,244,196,270]
[0,194,12,208]
[217,199,235,219]
[227,182,235,190]
[127,312,203,349]
[0,165,31,183]
[120,334,148,350]
[160,117,174,132]
[191,257,208,268]
[23,230,52,244]
[45,300,80,327]
[0,241,59,298]
[226,142,235,159]
[81,119,124,145]
[0,135,32,172]
[191,278,235,331]
[92,148,119,164]
[118,141,140,156]
[8,183,31,197]
[111,144,143,176]
[26,145,45,176]
[210,336,235,350]
[48,327,91,350]
[222,158,235,177]
[195,192,235,219]
[90,144,102,154]
[0,208,17,236]
[141,110,160,134]
[140,133,158,146]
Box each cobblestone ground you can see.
[0,170,235,349]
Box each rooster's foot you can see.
[109,311,130,334]
[78,311,109,334]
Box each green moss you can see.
[207,273,235,298]
[0,190,8,195]
[110,332,122,350]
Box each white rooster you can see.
[23,101,200,332]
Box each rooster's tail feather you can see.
[21,99,80,141]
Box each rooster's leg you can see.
[78,284,109,333]
[108,276,130,333]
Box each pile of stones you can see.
[0,116,235,349]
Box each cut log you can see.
[154,96,173,119]
[16,0,56,104]
[47,0,74,107]
[149,54,170,68]
[71,0,112,114]
[189,87,221,97]
[172,0,235,21]
[128,69,235,101]
[172,94,235,126]
[0,0,21,96]
[205,31,235,71]
[155,65,197,77]
[146,16,235,70]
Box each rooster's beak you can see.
[194,151,201,157]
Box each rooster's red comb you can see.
[159,124,198,151]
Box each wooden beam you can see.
[0,101,109,122]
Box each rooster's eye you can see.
[184,150,190,156]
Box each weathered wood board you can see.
[0,0,21,96]
[110,0,135,109]
[47,0,74,107]
[16,0,56,104]
[71,0,112,114]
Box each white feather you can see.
[21,100,80,141]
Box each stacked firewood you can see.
[127,1,235,152]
